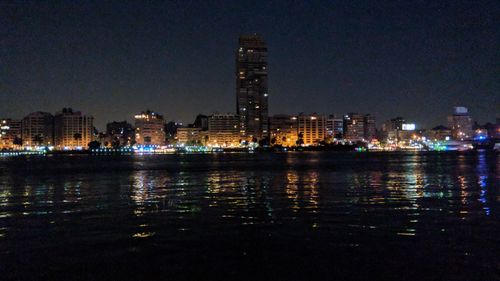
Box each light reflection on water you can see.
[0,152,498,279]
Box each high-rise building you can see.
[208,113,241,147]
[236,35,269,141]
[269,114,298,147]
[297,113,326,146]
[22,112,54,147]
[447,106,473,140]
[0,118,22,149]
[134,110,166,146]
[363,114,377,141]
[343,113,364,141]
[54,108,94,149]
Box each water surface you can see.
[0,151,498,280]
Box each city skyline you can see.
[1,1,499,130]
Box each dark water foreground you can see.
[0,151,498,280]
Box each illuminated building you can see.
[269,114,298,147]
[447,106,473,140]
[105,121,134,147]
[208,113,241,147]
[54,108,94,149]
[176,127,202,145]
[297,113,326,146]
[363,114,377,141]
[0,119,22,149]
[134,110,166,146]
[236,35,269,141]
[22,112,54,147]
[343,113,364,141]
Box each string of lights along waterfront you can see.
[0,35,498,154]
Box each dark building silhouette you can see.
[106,121,134,147]
[192,114,209,131]
[363,114,376,141]
[236,35,269,141]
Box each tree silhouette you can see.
[13,136,23,147]
[88,141,101,150]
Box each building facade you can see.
[236,35,269,141]
[382,117,405,141]
[134,110,166,146]
[297,113,326,145]
[447,106,473,140]
[269,114,298,147]
[208,113,241,147]
[0,119,22,149]
[326,115,343,140]
[363,114,377,141]
[343,113,365,141]
[22,112,54,147]
[176,127,202,145]
[54,108,94,149]
[423,126,452,141]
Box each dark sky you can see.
[1,1,499,130]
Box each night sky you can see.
[1,1,499,130]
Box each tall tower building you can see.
[236,35,269,141]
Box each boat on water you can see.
[472,136,498,150]
[442,140,473,151]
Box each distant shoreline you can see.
[1,148,498,157]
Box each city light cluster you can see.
[1,37,499,153]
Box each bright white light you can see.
[402,124,415,131]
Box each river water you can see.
[0,151,498,280]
